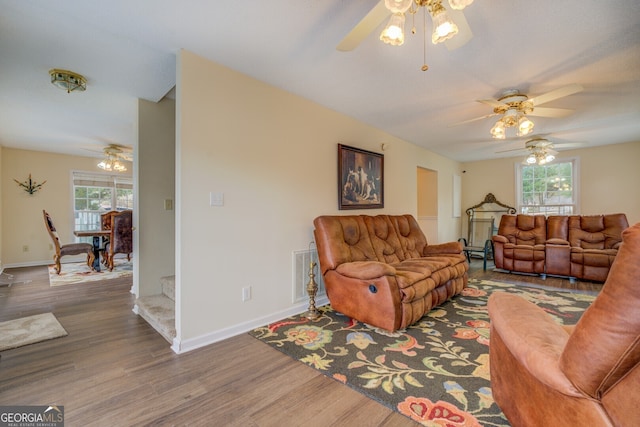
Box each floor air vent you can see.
[292,249,326,303]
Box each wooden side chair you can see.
[99,210,119,265]
[43,210,95,274]
[105,210,133,271]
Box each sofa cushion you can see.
[314,215,378,273]
[363,215,405,263]
[569,214,628,250]
[560,222,640,399]
[499,214,547,245]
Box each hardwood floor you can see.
[0,261,602,426]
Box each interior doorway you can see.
[417,167,438,243]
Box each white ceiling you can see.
[1,0,639,162]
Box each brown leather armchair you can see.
[43,210,94,274]
[492,214,546,274]
[105,210,133,271]
[488,222,640,426]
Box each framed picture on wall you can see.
[338,144,384,210]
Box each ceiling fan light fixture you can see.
[448,0,474,10]
[49,69,86,93]
[525,154,537,164]
[517,114,534,136]
[384,0,413,13]
[490,120,506,139]
[98,155,127,172]
[380,13,407,45]
[429,3,458,44]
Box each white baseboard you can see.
[170,295,329,354]
[3,260,51,268]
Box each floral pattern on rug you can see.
[48,259,132,286]
[249,279,596,426]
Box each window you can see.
[516,159,579,215]
[73,172,133,234]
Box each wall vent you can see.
[292,249,326,303]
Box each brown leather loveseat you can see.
[488,222,640,426]
[493,213,628,282]
[313,214,468,331]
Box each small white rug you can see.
[0,313,67,351]
[48,259,132,286]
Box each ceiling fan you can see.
[82,144,132,172]
[97,144,132,172]
[456,83,584,139]
[101,144,133,162]
[496,136,585,165]
[337,0,474,61]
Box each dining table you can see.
[74,230,111,272]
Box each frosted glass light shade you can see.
[517,115,534,136]
[384,0,412,13]
[380,13,406,45]
[448,0,474,10]
[490,120,506,139]
[431,8,458,43]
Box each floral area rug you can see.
[48,259,132,286]
[249,279,596,426]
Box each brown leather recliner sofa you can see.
[313,214,469,331]
[488,222,640,426]
[493,213,629,282]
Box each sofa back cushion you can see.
[314,216,378,274]
[363,215,405,264]
[560,222,640,399]
[387,214,428,259]
[547,215,569,241]
[498,214,547,245]
[568,214,629,249]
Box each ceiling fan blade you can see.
[450,112,499,126]
[477,98,504,108]
[496,147,527,154]
[529,83,584,106]
[336,1,390,52]
[528,107,575,118]
[444,9,473,51]
[553,142,585,148]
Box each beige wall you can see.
[1,148,132,266]
[137,98,176,297]
[175,50,463,348]
[461,141,640,232]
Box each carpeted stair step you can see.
[160,275,175,301]
[136,294,175,343]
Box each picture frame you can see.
[338,144,384,210]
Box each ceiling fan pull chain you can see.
[421,6,429,71]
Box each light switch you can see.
[210,192,224,206]
[164,199,173,210]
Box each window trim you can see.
[70,170,134,238]
[514,157,580,215]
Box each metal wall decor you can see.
[14,173,47,195]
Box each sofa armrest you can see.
[492,235,508,244]
[335,261,396,280]
[488,293,583,397]
[422,241,462,255]
[547,238,570,245]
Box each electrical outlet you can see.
[49,243,54,250]
[242,286,252,302]
[22,245,29,252]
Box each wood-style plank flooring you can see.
[0,261,602,426]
